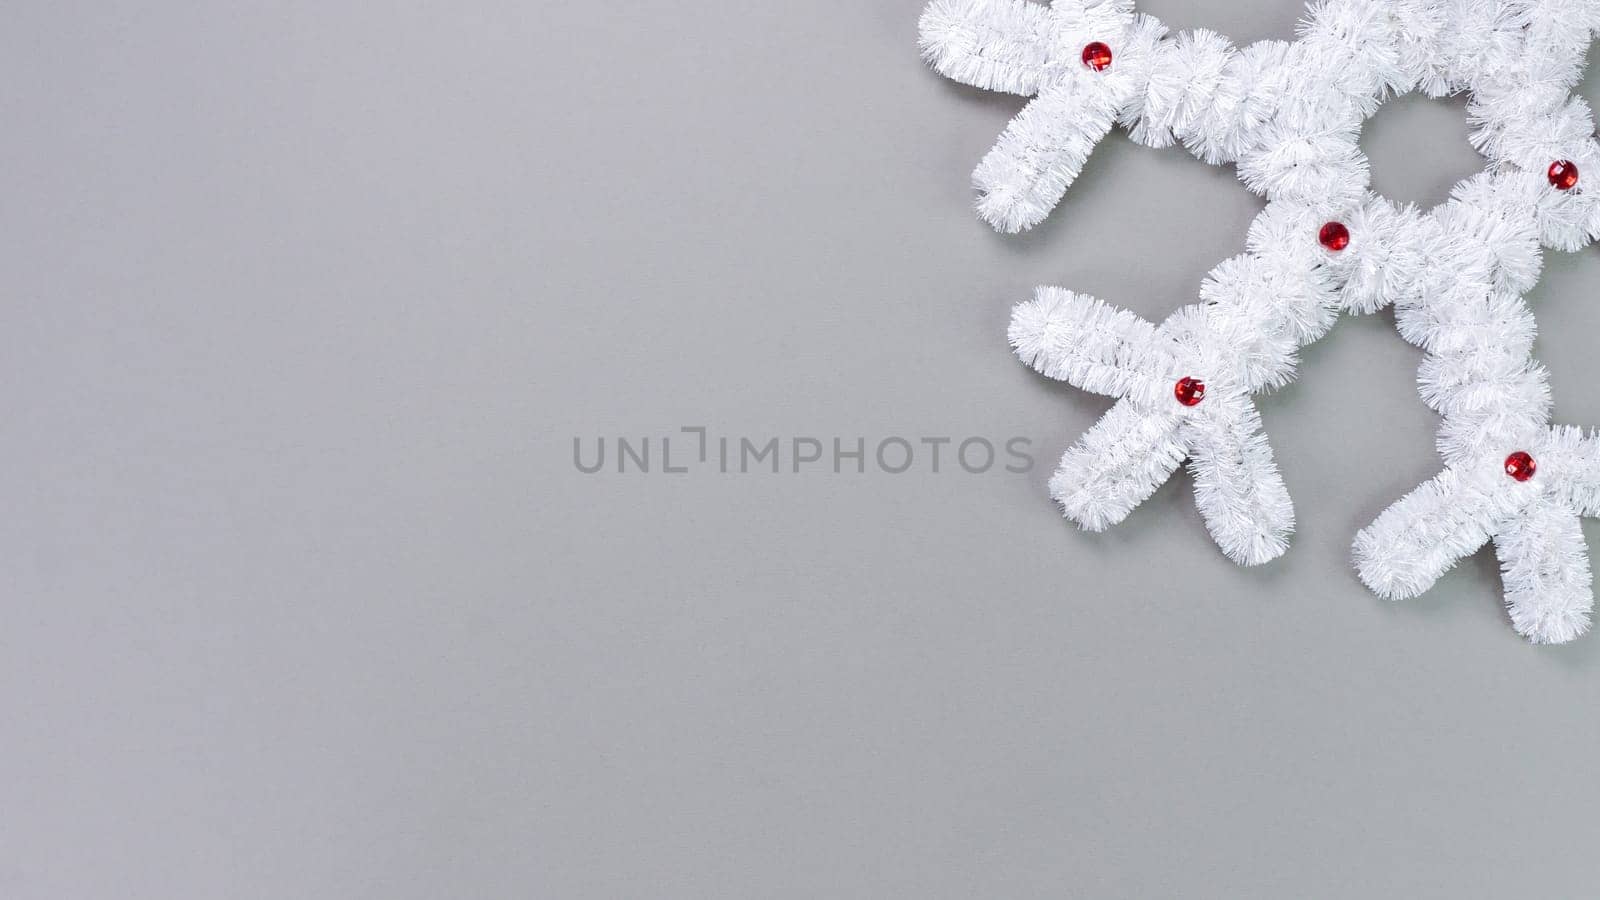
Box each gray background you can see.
[7,0,1600,897]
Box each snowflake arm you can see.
[917,0,1056,95]
[1041,385,1295,566]
[1047,398,1187,533]
[1184,396,1294,566]
[1008,287,1166,400]
[1353,466,1501,602]
[1562,431,1600,518]
[1495,495,1593,645]
[974,78,1128,233]
[1358,431,1600,644]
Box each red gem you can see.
[1319,221,1350,252]
[1081,42,1113,71]
[1174,377,1206,407]
[1505,451,1537,482]
[1548,160,1579,190]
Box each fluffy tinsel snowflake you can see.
[919,0,1600,643]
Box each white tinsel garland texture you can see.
[921,0,1600,643]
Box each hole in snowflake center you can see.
[1360,93,1482,207]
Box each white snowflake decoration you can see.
[919,0,1600,642]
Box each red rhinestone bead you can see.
[1174,377,1206,407]
[1548,160,1579,191]
[1081,42,1113,71]
[1319,221,1350,252]
[1505,451,1537,482]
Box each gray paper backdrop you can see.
[7,0,1600,897]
